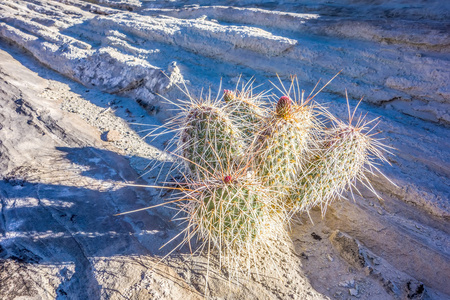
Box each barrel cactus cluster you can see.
[161,78,390,279]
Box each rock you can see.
[407,281,427,300]
[329,230,437,299]
[0,44,325,299]
[0,0,449,299]
[349,288,358,296]
[329,231,367,269]
[0,0,449,124]
[104,129,121,142]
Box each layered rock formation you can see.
[0,0,449,299]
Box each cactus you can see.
[178,169,286,279]
[177,102,244,179]
[253,95,317,203]
[223,85,266,145]
[223,89,235,103]
[195,176,264,245]
[291,110,390,215]
[140,76,392,284]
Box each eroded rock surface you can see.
[0,0,449,299]
[1,0,449,124]
[0,44,325,299]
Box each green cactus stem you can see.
[291,116,390,215]
[178,170,286,279]
[178,103,244,179]
[223,87,266,145]
[254,96,317,202]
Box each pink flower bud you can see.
[224,89,235,102]
[276,96,292,118]
[223,176,232,184]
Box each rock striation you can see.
[1,0,449,124]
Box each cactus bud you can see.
[276,96,292,119]
[223,175,233,184]
[224,89,235,102]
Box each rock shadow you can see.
[0,146,192,298]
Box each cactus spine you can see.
[291,114,389,214]
[179,170,285,278]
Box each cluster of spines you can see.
[253,96,317,202]
[152,77,390,282]
[177,169,286,279]
[290,105,391,215]
[178,103,244,179]
[223,85,266,146]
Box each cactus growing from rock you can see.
[177,167,286,279]
[142,76,391,282]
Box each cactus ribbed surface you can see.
[179,172,285,278]
[292,119,385,214]
[178,104,243,179]
[195,177,265,245]
[224,89,266,145]
[254,96,315,200]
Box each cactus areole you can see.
[276,96,292,119]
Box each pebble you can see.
[339,279,355,287]
[105,129,121,142]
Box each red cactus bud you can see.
[223,89,235,102]
[276,96,292,118]
[223,176,232,184]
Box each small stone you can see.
[334,291,342,297]
[329,231,366,268]
[349,288,358,296]
[327,254,334,262]
[105,130,121,142]
[311,232,322,241]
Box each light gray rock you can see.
[0,0,449,299]
[1,0,449,124]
